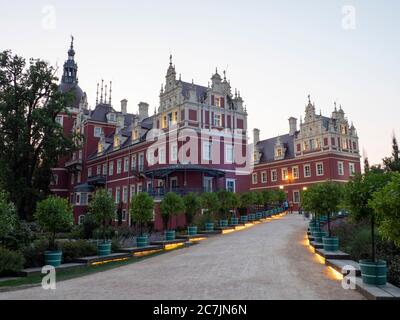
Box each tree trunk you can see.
[327,212,331,237]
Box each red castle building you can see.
[51,39,250,229]
[250,96,361,210]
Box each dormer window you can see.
[114,136,120,149]
[98,142,103,154]
[276,148,283,158]
[132,130,139,141]
[108,113,116,122]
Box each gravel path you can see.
[0,214,363,300]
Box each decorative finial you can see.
[109,81,112,105]
[70,35,74,49]
[191,79,194,85]
[179,74,181,81]
[223,70,226,80]
[100,79,104,103]
[169,54,172,66]
[104,84,108,104]
[235,88,238,98]
[154,107,157,115]
[96,83,99,105]
[215,67,218,74]
[308,94,311,104]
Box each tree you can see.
[160,193,185,231]
[0,191,17,242]
[88,189,116,242]
[253,191,264,211]
[343,172,392,262]
[0,51,82,220]
[383,135,400,172]
[200,192,220,221]
[34,196,73,250]
[261,189,272,208]
[217,190,239,220]
[183,193,201,226]
[369,173,400,247]
[270,189,286,205]
[130,192,154,236]
[238,192,255,215]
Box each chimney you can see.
[138,102,149,121]
[253,128,260,145]
[121,99,128,114]
[289,117,297,136]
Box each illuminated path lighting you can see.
[91,257,129,266]
[133,249,163,257]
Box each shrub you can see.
[81,213,99,239]
[160,192,185,231]
[34,196,73,250]
[183,193,201,226]
[0,247,25,275]
[22,238,48,268]
[1,219,33,251]
[88,189,116,241]
[0,191,17,241]
[130,192,154,235]
[58,240,97,263]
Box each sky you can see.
[1,0,399,166]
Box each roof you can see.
[256,134,295,163]
[145,164,226,178]
[59,83,84,109]
[180,81,208,102]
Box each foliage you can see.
[1,219,33,251]
[81,213,99,239]
[159,192,185,230]
[270,189,286,204]
[88,189,116,241]
[34,196,73,250]
[130,192,154,235]
[238,192,256,214]
[383,135,400,172]
[369,173,400,247]
[200,192,220,220]
[0,191,17,241]
[0,246,25,275]
[253,191,265,207]
[183,193,201,226]
[22,238,48,268]
[58,240,97,263]
[0,51,83,220]
[217,190,239,220]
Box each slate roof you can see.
[256,134,296,163]
[180,81,208,102]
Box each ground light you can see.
[164,243,185,251]
[91,257,129,266]
[222,229,236,235]
[188,237,207,243]
[327,266,344,281]
[133,249,163,257]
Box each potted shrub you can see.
[34,196,73,266]
[301,185,326,243]
[183,193,201,236]
[253,191,264,220]
[344,172,392,285]
[160,192,185,240]
[130,192,154,247]
[88,189,116,256]
[238,192,253,223]
[217,190,238,228]
[200,192,220,231]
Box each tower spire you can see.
[104,84,108,104]
[61,36,78,84]
[100,79,104,103]
[109,81,112,105]
[96,83,99,105]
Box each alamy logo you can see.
[342,5,356,30]
[341,265,356,290]
[41,5,57,30]
[41,265,56,290]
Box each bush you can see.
[82,213,99,239]
[22,238,48,268]
[1,220,33,251]
[0,247,25,275]
[58,240,97,263]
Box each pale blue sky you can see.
[1,0,399,165]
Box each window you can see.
[121,210,127,221]
[80,193,88,206]
[122,186,128,204]
[252,173,258,185]
[107,188,112,197]
[117,159,122,174]
[97,165,101,176]
[213,114,221,127]
[303,141,309,151]
[130,185,136,199]
[225,145,233,164]
[159,147,166,164]
[349,163,356,176]
[203,177,213,192]
[338,161,344,176]
[102,163,107,176]
[115,187,121,204]
[109,161,114,176]
[78,215,85,225]
[71,174,74,185]
[226,179,236,192]
[316,163,324,176]
[304,164,311,178]
[276,148,283,158]
[292,166,299,179]
[282,168,289,181]
[131,155,137,171]
[124,157,129,172]
[171,143,178,162]
[55,116,63,127]
[293,191,300,204]
[88,168,92,178]
[203,142,212,161]
[77,172,81,184]
[50,174,58,186]
[78,150,83,160]
[138,153,144,172]
[94,127,102,137]
[271,169,277,182]
[261,171,267,183]
[309,139,315,150]
[137,183,143,193]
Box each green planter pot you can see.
[256,212,262,220]
[205,223,214,232]
[187,226,198,236]
[359,260,387,285]
[44,250,62,267]
[97,241,112,256]
[136,235,149,248]
[230,217,239,226]
[165,230,176,241]
[219,220,229,228]
[310,226,321,234]
[313,231,327,243]
[322,236,339,252]
[248,213,256,221]
[240,215,248,223]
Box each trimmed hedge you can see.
[0,247,25,275]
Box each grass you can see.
[0,250,168,291]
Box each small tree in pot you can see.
[238,192,254,222]
[217,190,238,227]
[200,192,220,231]
[88,189,116,256]
[183,193,201,235]
[344,171,392,285]
[130,192,154,247]
[301,185,326,243]
[34,196,73,266]
[160,192,185,240]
